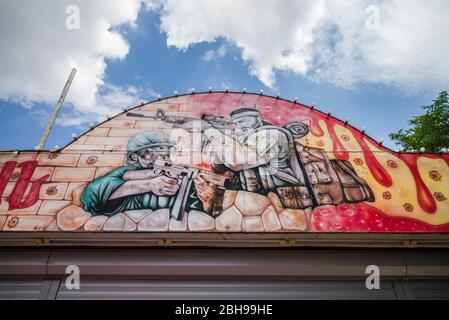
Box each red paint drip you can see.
[309,117,324,137]
[397,154,437,214]
[353,135,392,187]
[325,121,349,160]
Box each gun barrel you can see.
[151,160,193,176]
[201,115,231,125]
[151,160,230,187]
[126,112,148,118]
[198,170,228,187]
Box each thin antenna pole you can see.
[36,68,77,150]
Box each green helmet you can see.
[126,130,175,163]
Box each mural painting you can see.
[0,92,448,233]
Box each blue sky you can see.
[0,1,447,151]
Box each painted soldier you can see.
[202,107,374,209]
[202,108,308,195]
[81,131,217,216]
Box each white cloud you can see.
[56,84,159,127]
[1,0,448,123]
[154,0,326,88]
[150,0,449,92]
[97,84,159,113]
[0,0,146,121]
[202,44,227,62]
[313,0,449,92]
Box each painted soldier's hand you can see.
[194,174,217,213]
[148,176,179,196]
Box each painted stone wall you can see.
[0,92,448,233]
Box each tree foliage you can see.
[389,91,449,152]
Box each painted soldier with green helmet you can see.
[81,130,217,216]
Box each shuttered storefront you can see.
[1,248,449,300]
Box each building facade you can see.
[1,92,448,299]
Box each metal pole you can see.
[36,68,77,150]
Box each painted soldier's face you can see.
[232,115,261,136]
[132,145,173,168]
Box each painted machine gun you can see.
[149,159,236,221]
[126,109,231,132]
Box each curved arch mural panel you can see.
[1,92,448,233]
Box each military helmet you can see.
[126,130,175,163]
[230,107,262,120]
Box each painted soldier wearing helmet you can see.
[202,107,374,210]
[203,107,306,194]
[81,130,216,216]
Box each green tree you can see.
[389,91,449,152]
